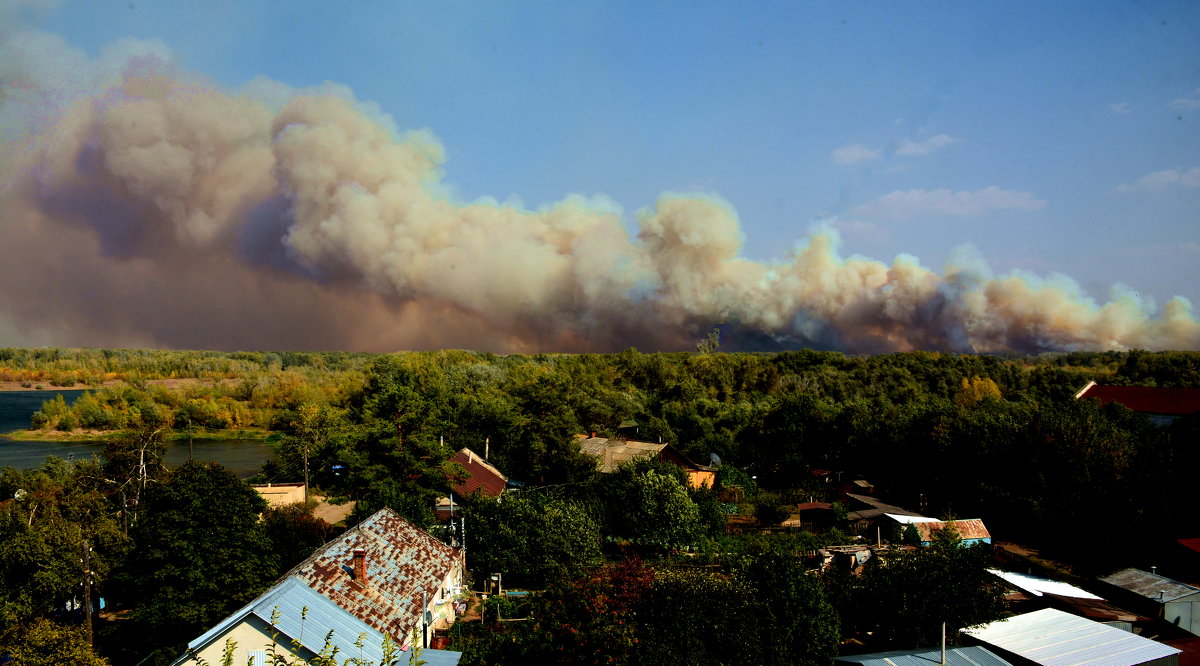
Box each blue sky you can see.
[6,0,1199,352]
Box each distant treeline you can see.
[7,346,1200,569]
[1,347,1198,664]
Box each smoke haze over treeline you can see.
[1,8,1198,354]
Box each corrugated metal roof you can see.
[836,645,1013,666]
[845,494,926,521]
[963,608,1181,666]
[448,448,507,498]
[1100,568,1200,604]
[915,519,991,542]
[402,648,462,666]
[989,570,1104,600]
[253,577,390,662]
[286,508,462,644]
[183,577,393,663]
[887,513,941,524]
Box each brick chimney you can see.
[352,549,367,584]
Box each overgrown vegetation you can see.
[0,347,1197,664]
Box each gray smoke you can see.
[1,20,1196,353]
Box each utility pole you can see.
[82,540,93,646]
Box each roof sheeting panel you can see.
[837,646,1013,666]
[989,570,1104,601]
[251,578,388,664]
[963,608,1181,666]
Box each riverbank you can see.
[3,428,274,442]
[0,377,237,392]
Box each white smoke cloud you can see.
[1168,88,1200,111]
[1115,167,1200,193]
[847,187,1047,222]
[831,143,880,165]
[894,134,958,156]
[0,20,1196,354]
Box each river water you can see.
[0,390,275,478]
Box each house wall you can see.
[426,561,465,639]
[687,469,715,489]
[176,615,309,665]
[252,483,306,508]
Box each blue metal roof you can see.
[183,577,396,663]
[252,577,391,663]
[837,645,1013,666]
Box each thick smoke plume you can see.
[1,20,1197,354]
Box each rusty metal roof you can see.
[913,518,991,542]
[1100,568,1200,604]
[285,508,462,643]
[448,448,507,498]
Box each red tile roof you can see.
[448,448,507,498]
[286,508,462,643]
[1076,382,1200,415]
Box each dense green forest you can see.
[1,347,1197,664]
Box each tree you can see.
[0,458,125,642]
[462,493,602,588]
[0,617,110,666]
[833,540,1005,650]
[733,550,840,666]
[262,503,339,573]
[112,461,279,664]
[603,461,701,551]
[956,376,1002,408]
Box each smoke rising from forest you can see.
[1,18,1198,354]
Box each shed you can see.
[962,608,1181,666]
[1100,569,1200,637]
[889,515,991,547]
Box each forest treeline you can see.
[1,347,1198,664]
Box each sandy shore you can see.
[0,378,228,392]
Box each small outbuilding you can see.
[1100,568,1200,637]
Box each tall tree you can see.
[112,461,278,665]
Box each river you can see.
[0,390,275,478]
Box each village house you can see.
[1100,568,1200,637]
[887,514,992,547]
[436,447,508,521]
[1075,381,1200,426]
[171,508,465,666]
[576,435,716,489]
